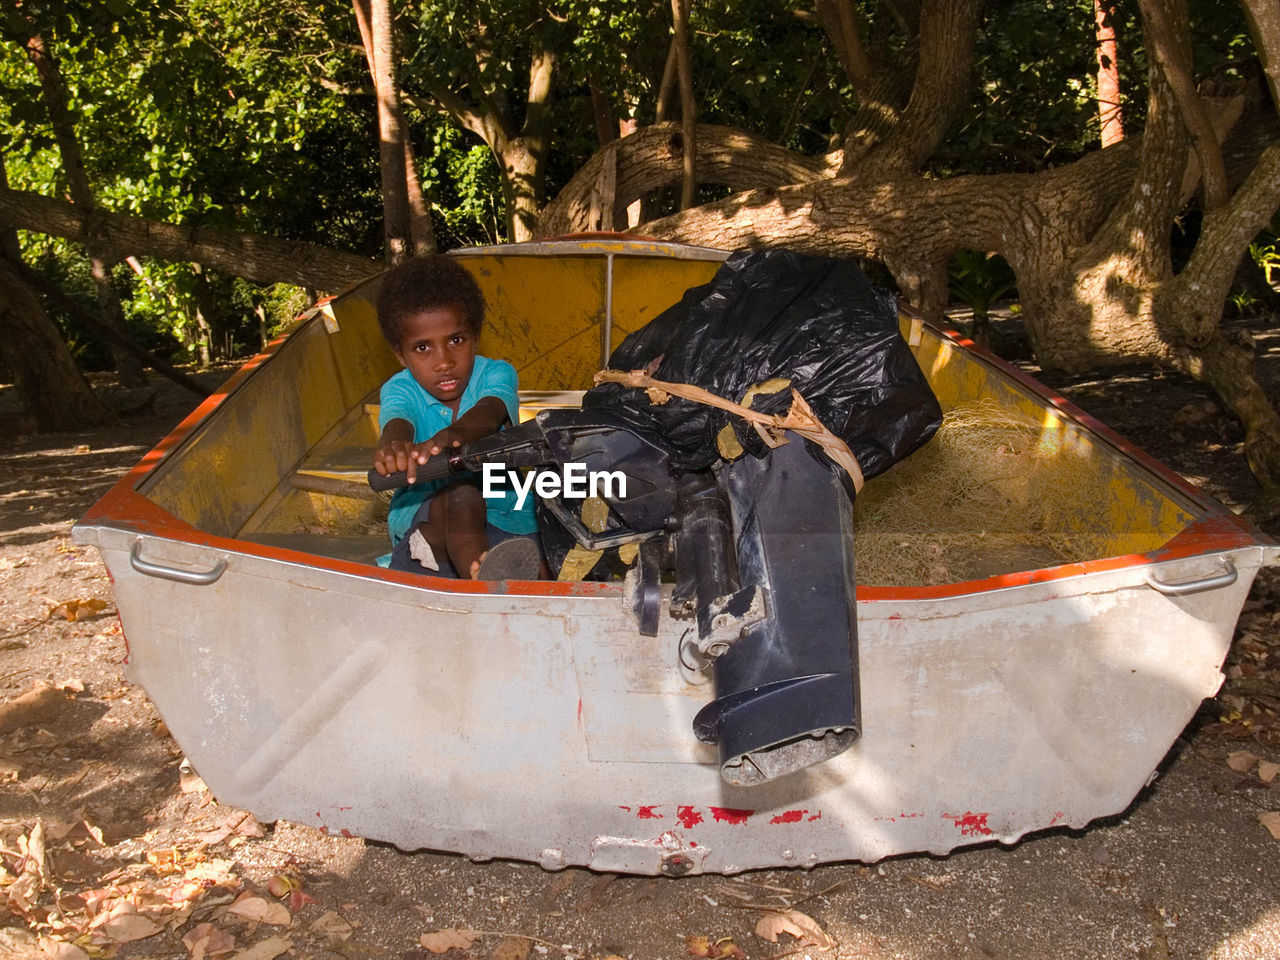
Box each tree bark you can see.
[365,0,414,262]
[353,0,436,257]
[0,185,377,291]
[20,264,210,397]
[537,122,839,237]
[1241,0,1280,118]
[411,25,555,242]
[23,32,147,387]
[1137,0,1229,209]
[0,255,113,430]
[670,0,697,209]
[1095,0,1125,146]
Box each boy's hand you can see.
[422,425,467,459]
[373,438,422,483]
[372,429,464,484]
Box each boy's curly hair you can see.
[375,255,485,345]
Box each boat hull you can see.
[85,525,1263,874]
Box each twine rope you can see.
[593,369,865,493]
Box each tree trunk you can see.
[670,0,697,209]
[23,32,147,387]
[0,255,112,430]
[367,0,413,262]
[1095,0,1125,146]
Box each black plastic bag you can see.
[584,249,942,485]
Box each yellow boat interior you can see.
[134,241,1206,588]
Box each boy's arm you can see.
[374,397,511,484]
[423,396,510,455]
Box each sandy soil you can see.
[3,321,1280,960]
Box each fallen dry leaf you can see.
[489,936,531,960]
[227,935,291,960]
[1260,761,1280,784]
[309,910,354,943]
[47,598,109,622]
[420,928,482,953]
[183,922,237,960]
[1227,749,1259,772]
[754,909,836,950]
[38,936,89,960]
[686,934,744,959]
[1259,811,1280,839]
[227,893,291,927]
[97,910,163,943]
[198,812,266,846]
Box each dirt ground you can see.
[4,317,1280,960]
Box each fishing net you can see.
[853,400,1119,586]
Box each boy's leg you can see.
[419,481,489,578]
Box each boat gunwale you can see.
[74,241,1273,602]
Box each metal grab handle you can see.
[130,538,227,585]
[1146,556,1237,596]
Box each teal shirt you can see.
[378,355,538,549]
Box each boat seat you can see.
[291,446,380,501]
[238,532,387,564]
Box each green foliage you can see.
[948,250,1017,320]
[1250,238,1280,288]
[1,0,1272,372]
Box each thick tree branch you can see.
[0,186,377,291]
[1170,140,1280,343]
[1138,0,1229,209]
[538,123,840,237]
[863,0,984,172]
[815,0,872,90]
[1240,0,1280,121]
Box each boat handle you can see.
[1146,556,1237,596]
[130,538,227,585]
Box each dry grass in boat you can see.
[854,400,1117,586]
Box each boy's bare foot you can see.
[473,538,542,581]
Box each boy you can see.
[372,256,541,579]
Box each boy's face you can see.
[393,305,477,412]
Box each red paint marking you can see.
[710,807,752,825]
[637,805,663,819]
[617,805,632,813]
[1049,811,1066,826]
[331,805,352,811]
[319,826,329,835]
[340,829,354,837]
[808,811,822,822]
[577,699,583,724]
[769,809,806,824]
[945,811,993,837]
[676,806,704,829]
[689,841,698,847]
